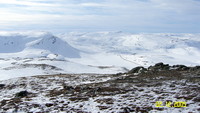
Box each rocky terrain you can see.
[0,63,200,113]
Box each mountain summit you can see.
[0,31,80,58]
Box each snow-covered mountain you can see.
[0,31,200,80]
[0,31,80,58]
[60,32,200,66]
[0,31,128,80]
[60,32,200,53]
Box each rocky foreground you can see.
[0,63,200,113]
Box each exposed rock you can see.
[121,107,134,112]
[0,100,7,106]
[97,106,110,110]
[0,63,200,113]
[63,85,74,91]
[172,65,190,71]
[148,62,170,71]
[69,97,89,101]
[45,103,54,107]
[95,98,114,104]
[189,66,200,72]
[193,96,200,102]
[0,84,5,89]
[128,66,147,74]
[169,84,176,87]
[15,91,29,98]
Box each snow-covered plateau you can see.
[0,31,200,112]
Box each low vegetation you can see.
[0,63,199,112]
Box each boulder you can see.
[128,66,147,74]
[0,84,5,89]
[63,86,74,91]
[15,91,29,98]
[148,62,170,71]
[172,65,190,71]
[45,103,54,107]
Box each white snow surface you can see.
[60,32,200,69]
[0,31,200,80]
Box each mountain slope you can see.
[0,31,80,58]
[29,35,80,58]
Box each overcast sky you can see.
[0,0,200,33]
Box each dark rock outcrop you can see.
[45,103,54,107]
[148,62,170,71]
[128,66,147,74]
[189,66,200,72]
[172,65,190,71]
[0,84,5,89]
[15,91,29,98]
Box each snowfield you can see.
[0,31,200,80]
[60,32,200,66]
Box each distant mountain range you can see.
[0,31,200,80]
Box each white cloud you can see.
[0,0,199,33]
[0,0,54,6]
[80,3,107,7]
